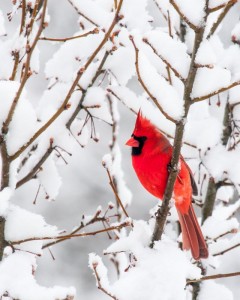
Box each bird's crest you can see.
[134,110,156,136]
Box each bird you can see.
[126,111,208,260]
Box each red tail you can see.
[177,204,208,260]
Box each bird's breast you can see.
[132,153,170,200]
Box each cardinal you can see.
[126,111,208,260]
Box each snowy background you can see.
[1,0,240,299]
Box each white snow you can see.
[192,66,231,99]
[173,0,206,27]
[144,30,191,80]
[137,51,184,120]
[104,221,201,300]
[0,10,5,36]
[0,252,75,300]
[199,281,233,300]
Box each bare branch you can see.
[16,146,54,189]
[43,208,106,249]
[11,221,131,246]
[68,0,99,27]
[150,6,208,245]
[187,271,240,284]
[66,51,110,130]
[40,28,99,42]
[103,164,130,219]
[92,262,119,300]
[213,243,240,256]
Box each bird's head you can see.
[126,110,164,156]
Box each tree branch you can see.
[169,0,199,32]
[107,88,197,149]
[9,0,124,161]
[67,0,99,27]
[2,0,48,136]
[187,271,240,284]
[40,28,99,42]
[192,81,240,103]
[143,38,186,82]
[92,262,119,300]
[103,165,130,219]
[213,242,240,256]
[11,220,131,246]
[130,36,177,124]
[207,0,237,38]
[16,146,54,189]
[150,8,208,245]
[66,51,110,130]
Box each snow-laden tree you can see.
[1,0,240,299]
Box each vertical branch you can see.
[0,139,10,260]
[202,100,232,224]
[150,8,208,245]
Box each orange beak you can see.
[125,137,139,147]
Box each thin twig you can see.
[104,166,130,219]
[92,263,119,300]
[207,0,237,38]
[11,221,131,246]
[187,271,240,284]
[43,209,105,249]
[66,51,110,129]
[213,243,240,256]
[68,0,99,26]
[40,28,99,42]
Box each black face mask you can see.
[131,134,147,156]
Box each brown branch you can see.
[43,208,105,249]
[11,221,131,246]
[150,7,208,245]
[143,38,186,82]
[20,0,26,34]
[66,51,110,130]
[192,81,240,103]
[68,0,99,27]
[92,262,119,300]
[213,243,240,256]
[106,88,197,149]
[9,0,124,161]
[207,0,237,38]
[201,177,217,224]
[2,0,48,136]
[40,28,99,42]
[16,146,54,188]
[9,51,20,81]
[103,165,130,219]
[187,271,240,284]
[170,0,199,32]
[130,36,177,124]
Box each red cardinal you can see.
[126,111,208,260]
